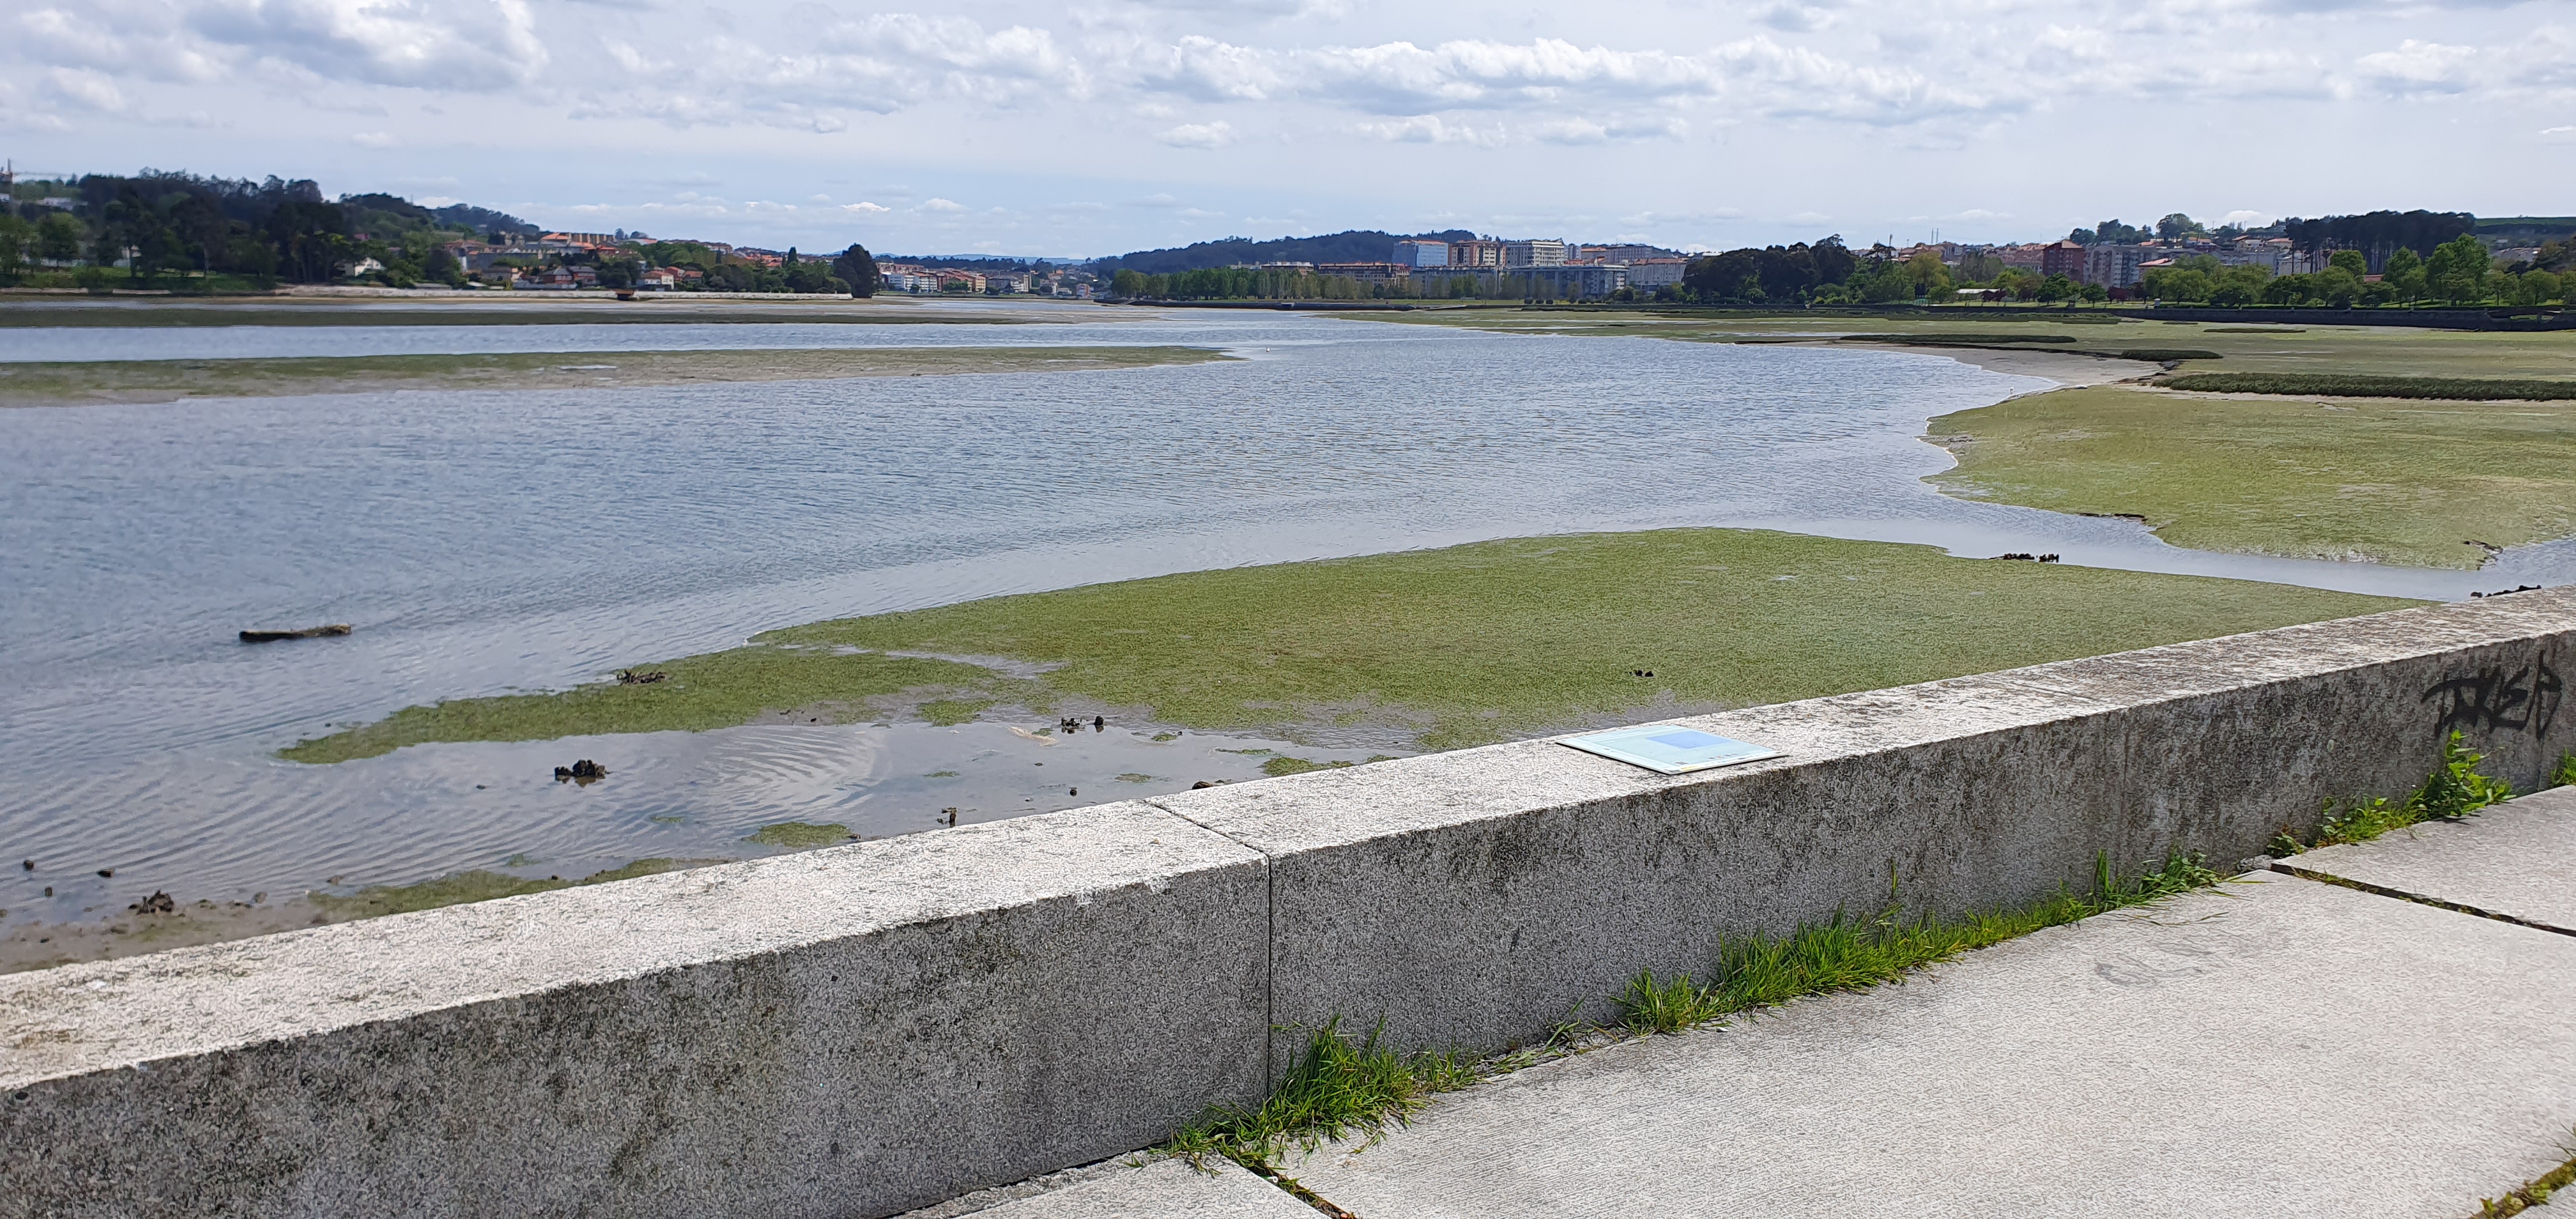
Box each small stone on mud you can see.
[128,891,175,916]
[1192,779,1230,788]
[96,868,112,878]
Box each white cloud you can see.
[843,201,892,211]
[45,67,128,112]
[1158,119,1236,147]
[2355,38,2478,93]
[917,197,966,212]
[187,0,551,90]
[351,129,394,146]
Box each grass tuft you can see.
[1618,851,2220,1035]
[2272,731,2513,855]
[2550,751,2576,790]
[1169,1018,1477,1166]
[1174,850,2221,1169]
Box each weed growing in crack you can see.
[1169,1018,1478,1167]
[2477,1130,2576,1217]
[1617,851,2220,1036]
[2272,732,2514,855]
[2550,751,2576,791]
[1170,852,2222,1170]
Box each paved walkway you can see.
[937,788,2576,1218]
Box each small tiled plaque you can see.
[1560,725,1780,775]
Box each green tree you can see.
[1112,268,1148,296]
[36,213,86,264]
[2034,272,2077,302]
[2423,233,2490,303]
[0,215,29,282]
[831,244,880,297]
[2380,247,2425,302]
[2156,213,2201,241]
[424,245,466,287]
[2261,274,2312,305]
[2315,266,2363,307]
[1903,250,1952,297]
[2140,266,2211,302]
[2327,249,2368,278]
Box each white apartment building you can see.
[1503,239,1569,268]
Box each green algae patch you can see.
[765,528,2414,750]
[743,822,855,848]
[919,698,995,726]
[1262,755,1353,777]
[307,857,723,919]
[1930,384,2576,568]
[281,645,995,762]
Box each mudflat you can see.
[0,344,1235,405]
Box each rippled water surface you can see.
[4,303,2563,919]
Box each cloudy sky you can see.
[4,0,2571,256]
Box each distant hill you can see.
[2475,216,2576,243]
[1093,229,1480,275]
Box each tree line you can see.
[2138,235,2561,307]
[0,169,886,297]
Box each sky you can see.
[3,0,2572,257]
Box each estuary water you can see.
[2,302,2563,923]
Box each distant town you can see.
[4,167,2571,309]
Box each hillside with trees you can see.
[0,170,537,291]
[1093,229,1478,276]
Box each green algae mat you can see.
[1930,385,2576,569]
[289,528,2413,762]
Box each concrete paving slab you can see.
[949,1156,1314,1219]
[2280,785,2576,933]
[1278,872,2576,1219]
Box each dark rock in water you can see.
[129,891,175,915]
[615,669,668,685]
[18,859,29,873]
[1068,788,1077,797]
[1995,553,2061,563]
[2471,585,2544,599]
[1192,779,1230,789]
[555,759,609,783]
[1092,716,1105,731]
[96,868,114,878]
[240,624,353,643]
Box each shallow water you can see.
[4,303,2568,923]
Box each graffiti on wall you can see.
[2422,658,2564,738]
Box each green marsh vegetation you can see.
[1169,850,2222,1168]
[1929,382,2576,568]
[291,529,2414,761]
[283,647,999,763]
[0,345,1231,406]
[2164,372,2576,401]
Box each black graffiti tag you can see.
[2423,659,2564,738]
